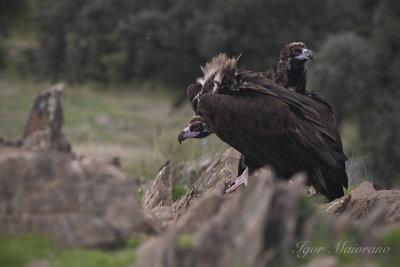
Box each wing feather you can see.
[198,93,340,173]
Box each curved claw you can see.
[225,167,249,193]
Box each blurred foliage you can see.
[0,0,26,68]
[309,0,400,186]
[0,0,26,36]
[1,0,399,185]
[14,0,364,86]
[358,0,400,186]
[308,33,372,122]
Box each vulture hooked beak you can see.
[178,126,200,144]
[295,49,314,61]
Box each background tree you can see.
[0,0,26,68]
[29,0,365,86]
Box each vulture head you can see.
[178,115,213,144]
[280,42,313,65]
[276,42,314,93]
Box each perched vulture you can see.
[179,54,348,200]
[274,42,348,200]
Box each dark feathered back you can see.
[196,54,345,167]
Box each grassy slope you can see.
[0,234,144,267]
[0,78,228,180]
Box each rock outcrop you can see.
[172,148,241,221]
[141,161,173,209]
[131,152,400,267]
[0,141,154,248]
[133,168,302,267]
[0,84,154,248]
[22,83,70,152]
[322,181,400,223]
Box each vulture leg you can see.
[225,167,249,193]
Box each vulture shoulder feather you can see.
[198,92,340,174]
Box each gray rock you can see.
[0,147,154,248]
[141,161,172,209]
[171,158,212,188]
[22,83,70,152]
[322,181,400,222]
[172,148,241,221]
[128,146,400,267]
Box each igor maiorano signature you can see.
[292,240,390,258]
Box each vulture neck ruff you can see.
[197,53,240,92]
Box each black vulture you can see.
[274,42,348,200]
[179,54,347,200]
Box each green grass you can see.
[0,78,228,180]
[176,234,196,249]
[343,186,353,195]
[172,185,188,202]
[0,234,54,267]
[0,234,137,267]
[51,249,134,267]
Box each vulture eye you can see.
[191,123,202,132]
[292,50,300,55]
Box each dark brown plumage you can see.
[186,84,202,114]
[179,54,347,199]
[274,42,347,200]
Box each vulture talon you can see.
[225,167,248,193]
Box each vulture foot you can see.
[225,167,248,193]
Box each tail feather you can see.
[311,167,348,201]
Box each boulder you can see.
[0,147,153,248]
[172,148,241,221]
[171,158,212,188]
[322,181,400,223]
